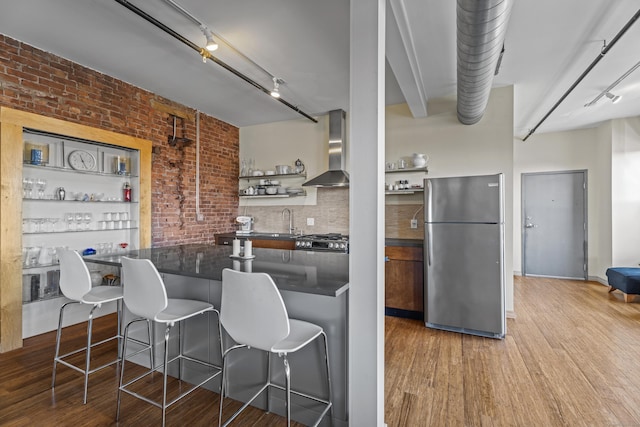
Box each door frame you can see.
[521,170,588,280]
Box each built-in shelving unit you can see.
[0,107,152,349]
[385,167,428,196]
[239,172,307,198]
[21,130,141,313]
[385,167,429,174]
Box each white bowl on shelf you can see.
[265,186,278,195]
[252,170,264,176]
[265,170,275,176]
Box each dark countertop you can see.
[85,243,349,297]
[385,238,423,248]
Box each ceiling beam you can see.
[386,0,427,117]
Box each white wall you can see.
[239,115,330,207]
[596,122,613,278]
[514,117,640,282]
[513,127,601,277]
[386,86,515,312]
[611,117,640,267]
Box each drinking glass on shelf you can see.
[22,177,33,199]
[31,218,42,233]
[49,218,60,232]
[65,213,75,231]
[120,212,129,221]
[36,178,47,199]
[27,246,41,267]
[75,213,84,231]
[83,212,93,230]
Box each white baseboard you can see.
[506,310,516,319]
[589,275,608,286]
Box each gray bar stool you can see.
[117,256,222,427]
[218,268,333,427]
[52,248,124,404]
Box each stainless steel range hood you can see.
[303,109,349,187]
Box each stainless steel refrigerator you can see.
[423,174,505,338]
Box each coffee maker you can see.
[235,216,254,235]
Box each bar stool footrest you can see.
[120,353,222,410]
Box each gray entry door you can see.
[522,171,587,279]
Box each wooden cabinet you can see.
[385,245,423,317]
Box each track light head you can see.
[270,77,281,98]
[605,91,621,104]
[200,26,218,52]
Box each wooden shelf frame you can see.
[0,107,152,352]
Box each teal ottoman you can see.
[606,268,640,303]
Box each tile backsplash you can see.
[238,188,423,240]
[240,188,349,235]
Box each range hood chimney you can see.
[302,109,349,187]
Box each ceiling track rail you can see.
[114,0,317,123]
[522,7,640,141]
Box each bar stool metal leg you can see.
[83,304,99,404]
[52,301,80,390]
[322,331,334,423]
[266,351,272,413]
[162,323,173,427]
[283,355,291,427]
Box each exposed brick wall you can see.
[0,34,239,247]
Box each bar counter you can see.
[85,244,349,427]
[86,243,349,297]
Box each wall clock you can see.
[68,150,97,171]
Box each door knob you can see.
[525,223,536,228]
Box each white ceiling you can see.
[1,0,639,137]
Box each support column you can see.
[349,0,386,425]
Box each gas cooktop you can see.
[295,233,349,253]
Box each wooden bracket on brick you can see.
[150,99,194,121]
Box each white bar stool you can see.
[117,256,222,427]
[52,248,124,404]
[218,268,333,427]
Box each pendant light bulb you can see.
[270,77,281,98]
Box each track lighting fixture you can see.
[270,77,282,98]
[121,0,317,122]
[605,91,621,104]
[201,26,218,52]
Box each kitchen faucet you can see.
[282,208,294,234]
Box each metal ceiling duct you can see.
[457,0,513,125]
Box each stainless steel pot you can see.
[276,165,291,174]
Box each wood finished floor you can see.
[2,276,640,426]
[385,276,640,426]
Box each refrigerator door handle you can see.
[425,225,432,267]
[424,179,432,222]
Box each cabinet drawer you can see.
[385,245,423,261]
[251,239,295,250]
